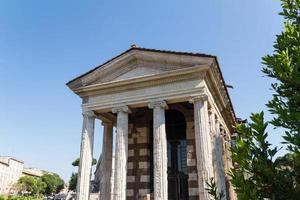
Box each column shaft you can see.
[149,101,168,200]
[76,111,95,200]
[112,106,130,200]
[100,122,113,200]
[215,120,227,198]
[190,95,213,200]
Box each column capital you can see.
[188,94,208,104]
[101,120,114,126]
[148,100,168,110]
[112,105,131,114]
[82,110,96,119]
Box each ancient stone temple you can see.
[67,46,237,200]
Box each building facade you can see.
[67,47,237,200]
[0,157,54,196]
[22,168,49,178]
[0,157,24,195]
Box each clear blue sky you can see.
[0,0,283,181]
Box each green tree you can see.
[16,176,46,195]
[68,173,78,191]
[226,0,300,199]
[261,0,300,193]
[71,158,97,167]
[40,174,64,195]
[69,157,97,191]
[262,0,300,156]
[206,178,224,200]
[230,112,300,200]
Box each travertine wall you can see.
[126,119,201,199]
[127,125,151,200]
[186,121,199,200]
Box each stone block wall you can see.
[127,125,151,200]
[186,121,199,200]
[126,115,200,199]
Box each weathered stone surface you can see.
[128,149,135,157]
[138,162,150,169]
[99,121,113,200]
[148,101,168,200]
[112,106,130,200]
[76,111,95,200]
[189,95,213,200]
[140,175,150,183]
[69,48,238,200]
[213,119,227,198]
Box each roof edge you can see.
[66,47,215,86]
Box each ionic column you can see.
[100,121,113,200]
[148,101,168,200]
[112,106,131,200]
[208,109,215,178]
[215,120,227,198]
[189,95,213,200]
[76,111,96,200]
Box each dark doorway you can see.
[166,110,189,200]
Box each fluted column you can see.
[112,106,131,200]
[215,120,227,198]
[209,110,216,179]
[76,111,96,200]
[148,101,168,200]
[189,95,213,200]
[100,121,113,200]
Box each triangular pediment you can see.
[67,47,214,90]
[113,66,163,81]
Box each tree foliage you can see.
[206,178,224,200]
[68,173,78,191]
[40,174,64,195]
[227,0,300,199]
[16,176,46,195]
[71,158,97,167]
[230,112,300,200]
[262,0,300,160]
[69,157,96,191]
[6,196,43,200]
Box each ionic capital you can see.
[148,100,168,110]
[112,105,131,114]
[188,94,208,104]
[101,120,114,126]
[82,110,96,119]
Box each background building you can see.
[0,156,54,196]
[22,168,50,178]
[0,157,24,195]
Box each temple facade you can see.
[67,46,237,200]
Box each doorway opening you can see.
[166,110,189,200]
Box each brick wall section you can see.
[127,125,151,200]
[186,121,199,199]
[126,113,198,199]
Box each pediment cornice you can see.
[74,64,210,98]
[67,49,214,90]
[66,47,236,130]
